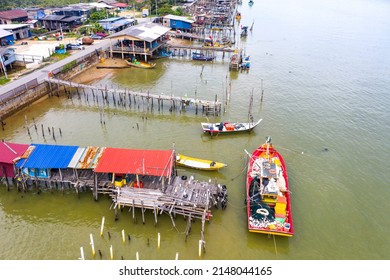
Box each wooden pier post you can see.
[122,229,125,243]
[100,216,105,237]
[153,203,158,226]
[93,173,98,201]
[56,78,60,97]
[80,246,85,260]
[141,200,145,224]
[132,199,136,223]
[90,233,95,257]
[185,214,192,241]
[48,79,52,97]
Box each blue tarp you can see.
[16,144,79,169]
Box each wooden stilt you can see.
[141,200,145,224]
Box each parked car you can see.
[66,43,85,50]
[95,32,108,38]
[90,34,103,40]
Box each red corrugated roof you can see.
[0,142,30,164]
[112,3,128,8]
[0,9,28,20]
[94,148,174,177]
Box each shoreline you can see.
[71,58,127,84]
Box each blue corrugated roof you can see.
[16,144,78,169]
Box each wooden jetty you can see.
[112,175,227,222]
[46,78,222,116]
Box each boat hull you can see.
[192,52,215,61]
[176,154,227,171]
[201,119,262,134]
[126,60,156,69]
[246,139,294,237]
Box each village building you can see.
[98,17,136,34]
[0,29,14,46]
[41,15,82,31]
[0,24,31,40]
[0,142,29,186]
[107,22,171,61]
[25,8,46,21]
[68,146,107,193]
[16,144,79,184]
[98,0,120,6]
[26,20,39,29]
[52,4,94,23]
[162,14,194,32]
[0,9,28,25]
[110,2,129,9]
[0,48,16,70]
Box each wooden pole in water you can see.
[80,246,85,260]
[141,200,145,224]
[153,203,158,226]
[100,216,105,237]
[90,233,95,257]
[110,245,113,260]
[122,229,125,243]
[132,199,135,223]
[136,252,139,260]
[157,232,161,249]
[198,240,202,257]
[175,252,179,260]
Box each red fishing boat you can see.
[245,136,294,237]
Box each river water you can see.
[0,0,389,260]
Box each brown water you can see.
[1,0,390,260]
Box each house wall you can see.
[0,49,16,66]
[22,167,50,179]
[0,16,28,24]
[0,18,12,24]
[0,34,15,46]
[163,19,191,30]
[5,27,31,40]
[0,163,16,178]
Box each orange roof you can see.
[94,147,174,177]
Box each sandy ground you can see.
[72,58,126,84]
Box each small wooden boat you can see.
[176,153,227,171]
[192,52,215,61]
[126,59,156,69]
[245,136,294,237]
[241,55,250,70]
[241,26,248,37]
[235,12,241,22]
[201,119,262,135]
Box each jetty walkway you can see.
[46,78,222,115]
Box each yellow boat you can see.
[126,59,156,69]
[176,154,227,171]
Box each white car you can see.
[66,43,85,50]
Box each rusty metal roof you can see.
[68,146,105,169]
